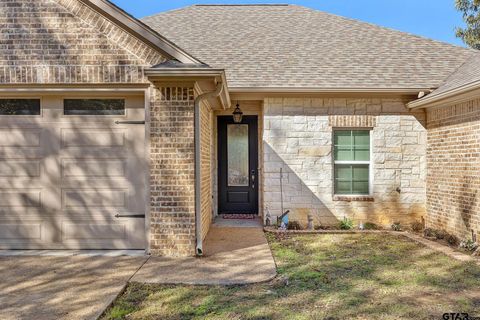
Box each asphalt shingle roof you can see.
[142,4,476,90]
[426,52,480,98]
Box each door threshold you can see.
[0,249,146,257]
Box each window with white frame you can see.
[333,130,371,195]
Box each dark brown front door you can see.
[218,116,258,214]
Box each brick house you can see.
[0,0,478,256]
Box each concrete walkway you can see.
[0,255,147,320]
[0,223,277,319]
[132,224,277,285]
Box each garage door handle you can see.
[115,120,145,125]
[115,214,145,218]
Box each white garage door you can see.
[0,95,146,249]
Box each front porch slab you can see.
[131,225,277,285]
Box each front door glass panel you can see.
[227,124,249,186]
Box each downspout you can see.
[194,81,223,256]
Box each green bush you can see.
[339,217,354,230]
[391,222,402,231]
[459,239,478,252]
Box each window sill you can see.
[333,195,374,202]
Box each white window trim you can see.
[332,129,373,197]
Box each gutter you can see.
[194,82,224,256]
[144,68,227,78]
[407,80,480,109]
[229,87,430,94]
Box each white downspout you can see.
[194,82,223,256]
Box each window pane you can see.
[335,148,353,161]
[334,131,352,161]
[353,131,370,161]
[353,130,370,146]
[354,148,370,161]
[335,164,369,195]
[227,124,249,186]
[352,181,369,194]
[336,181,352,194]
[335,165,352,180]
[352,165,369,181]
[64,99,125,116]
[0,99,40,115]
[334,130,370,161]
[334,131,352,147]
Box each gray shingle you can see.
[426,53,480,98]
[142,4,476,90]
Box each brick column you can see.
[149,84,196,256]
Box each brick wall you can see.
[426,98,480,241]
[0,0,165,84]
[263,97,427,227]
[200,101,213,240]
[149,85,196,256]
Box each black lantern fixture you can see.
[232,102,243,124]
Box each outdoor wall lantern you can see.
[232,102,243,123]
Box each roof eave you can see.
[229,87,429,94]
[145,68,231,109]
[145,68,227,78]
[408,80,480,109]
[80,0,201,64]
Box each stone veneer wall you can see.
[150,85,196,256]
[426,98,480,241]
[263,97,427,227]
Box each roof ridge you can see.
[146,3,472,51]
[291,4,473,52]
[194,4,290,6]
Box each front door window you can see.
[227,124,249,186]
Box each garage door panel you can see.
[0,190,42,208]
[0,160,41,177]
[63,189,128,209]
[0,223,42,240]
[61,129,127,148]
[60,218,144,249]
[61,159,126,178]
[62,223,126,240]
[0,129,42,147]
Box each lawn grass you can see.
[102,233,480,320]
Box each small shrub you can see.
[364,222,380,230]
[339,217,354,230]
[410,221,424,233]
[446,234,459,246]
[287,221,303,230]
[459,239,479,252]
[391,222,402,231]
[424,228,436,238]
[434,229,448,240]
[314,225,333,230]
